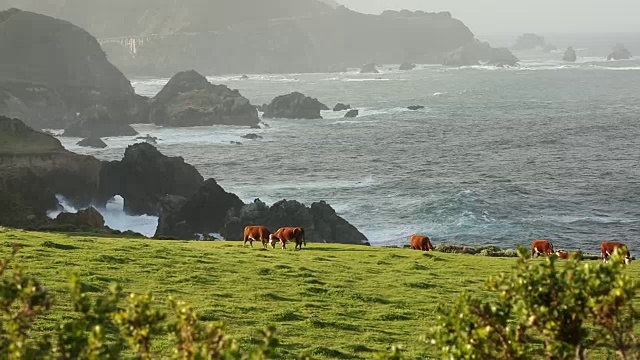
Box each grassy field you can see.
[2,227,636,359]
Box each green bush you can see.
[0,244,283,359]
[429,246,640,359]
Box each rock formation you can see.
[1,117,370,243]
[360,63,379,74]
[149,70,259,127]
[0,116,101,226]
[344,109,359,118]
[63,105,138,137]
[241,133,262,140]
[97,142,204,215]
[262,92,329,119]
[512,33,545,50]
[155,179,244,239]
[408,106,425,110]
[333,103,351,111]
[607,44,632,60]
[149,70,260,126]
[444,40,519,67]
[77,137,108,148]
[55,207,105,228]
[563,46,577,62]
[399,62,416,70]
[221,199,369,245]
[0,9,148,130]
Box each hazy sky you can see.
[338,0,640,35]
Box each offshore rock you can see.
[97,142,204,215]
[63,105,138,137]
[149,70,259,127]
[262,92,329,119]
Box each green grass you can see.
[2,227,636,359]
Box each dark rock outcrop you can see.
[241,133,262,140]
[607,44,632,60]
[0,117,102,226]
[63,105,138,137]
[0,9,148,130]
[408,105,425,110]
[262,92,329,119]
[563,46,577,62]
[55,207,105,228]
[77,137,107,148]
[0,169,59,228]
[444,40,519,67]
[399,62,416,70]
[149,70,259,127]
[97,142,204,215]
[220,199,369,245]
[333,103,351,111]
[344,109,359,118]
[155,179,244,239]
[360,63,379,74]
[512,33,545,50]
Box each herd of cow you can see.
[243,225,306,250]
[246,226,632,264]
[410,234,632,264]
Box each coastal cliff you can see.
[0,117,368,244]
[0,1,505,75]
[0,8,147,129]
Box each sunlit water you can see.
[55,53,640,251]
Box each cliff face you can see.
[0,116,102,224]
[1,1,479,75]
[0,0,333,37]
[0,9,147,129]
[110,8,476,75]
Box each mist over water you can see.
[56,50,640,252]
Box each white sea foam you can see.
[48,195,159,237]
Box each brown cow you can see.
[555,250,570,260]
[410,234,433,251]
[243,226,272,249]
[601,241,632,265]
[269,227,305,250]
[531,239,554,257]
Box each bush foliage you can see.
[430,246,640,359]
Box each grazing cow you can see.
[410,234,433,251]
[269,227,306,250]
[601,241,632,265]
[531,239,554,257]
[243,226,272,249]
[555,250,570,260]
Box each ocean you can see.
[54,47,640,252]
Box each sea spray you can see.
[48,195,158,237]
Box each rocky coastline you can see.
[0,116,369,245]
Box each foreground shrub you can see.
[430,247,640,359]
[0,245,283,359]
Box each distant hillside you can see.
[318,0,340,8]
[0,8,146,129]
[0,1,508,75]
[0,0,333,37]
